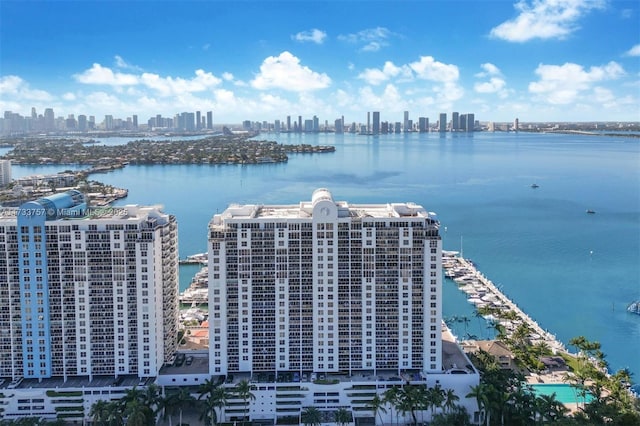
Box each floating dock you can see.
[443,251,565,353]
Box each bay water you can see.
[9,131,640,379]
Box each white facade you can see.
[0,159,11,187]
[0,198,179,382]
[205,189,479,424]
[208,188,442,377]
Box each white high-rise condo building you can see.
[0,159,11,186]
[0,191,179,382]
[206,189,479,424]
[208,188,443,375]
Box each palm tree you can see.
[104,401,125,426]
[300,406,322,426]
[383,386,400,425]
[124,399,154,426]
[159,388,196,426]
[234,379,256,422]
[198,377,226,426]
[535,392,568,424]
[367,394,387,425]
[120,387,154,426]
[443,389,460,414]
[427,384,445,418]
[467,383,491,426]
[89,400,112,425]
[334,407,351,426]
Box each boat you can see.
[627,301,640,315]
[586,209,596,214]
[531,183,539,188]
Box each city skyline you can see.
[1,1,639,123]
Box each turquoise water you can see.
[8,131,640,379]
[530,383,594,404]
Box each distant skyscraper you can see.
[132,114,138,129]
[207,111,213,130]
[274,120,281,133]
[439,113,447,132]
[334,118,343,133]
[466,113,475,132]
[196,111,201,130]
[0,160,11,186]
[452,112,459,131]
[372,111,380,135]
[44,108,55,131]
[104,115,114,130]
[78,115,87,132]
[0,191,178,380]
[298,116,302,133]
[418,117,428,133]
[286,116,291,132]
[367,112,371,134]
[460,114,467,131]
[313,115,319,132]
[513,118,519,131]
[404,111,409,132]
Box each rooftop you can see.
[211,188,436,225]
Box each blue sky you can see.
[1,0,639,124]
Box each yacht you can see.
[586,209,596,214]
[531,183,539,188]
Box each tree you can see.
[443,388,460,414]
[300,406,322,426]
[159,388,196,426]
[334,407,351,426]
[535,392,568,424]
[120,387,155,426]
[367,394,387,425]
[427,384,445,418]
[234,379,256,421]
[430,405,472,426]
[383,386,401,426]
[198,377,227,426]
[89,400,112,425]
[467,383,491,426]
[124,399,154,426]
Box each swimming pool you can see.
[530,383,594,404]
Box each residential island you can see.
[0,134,335,166]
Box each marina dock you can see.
[443,251,566,354]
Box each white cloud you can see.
[357,61,411,86]
[114,55,143,71]
[75,63,139,86]
[475,77,507,93]
[62,92,76,101]
[529,61,625,104]
[139,69,222,97]
[490,0,606,42]
[222,72,234,81]
[409,56,459,83]
[338,27,395,52]
[251,51,331,92]
[475,63,502,77]
[355,56,462,109]
[474,63,509,96]
[0,75,53,101]
[624,44,640,56]
[292,29,327,44]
